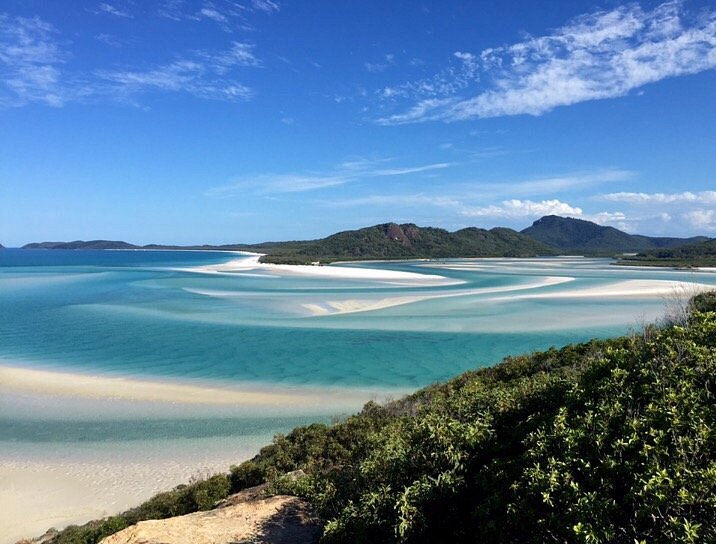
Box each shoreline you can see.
[0,363,398,409]
[1,440,263,544]
[177,254,465,286]
[0,362,399,544]
[491,279,714,301]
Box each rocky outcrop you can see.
[99,485,319,544]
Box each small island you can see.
[18,215,710,266]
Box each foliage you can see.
[246,222,557,264]
[46,293,716,544]
[620,238,716,267]
[522,215,707,254]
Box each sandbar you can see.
[179,254,463,286]
[492,279,713,301]
[0,364,382,410]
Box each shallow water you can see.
[1,249,714,540]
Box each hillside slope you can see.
[254,223,556,264]
[42,292,716,544]
[23,240,139,250]
[521,215,706,253]
[619,238,716,267]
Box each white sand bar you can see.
[180,254,463,286]
[0,364,379,409]
[493,279,713,301]
[301,276,575,316]
[1,445,257,544]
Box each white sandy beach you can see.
[492,279,713,301]
[180,253,463,286]
[299,275,575,316]
[1,442,259,544]
[0,364,394,544]
[0,364,388,411]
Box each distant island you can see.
[521,215,708,253]
[617,238,716,268]
[19,215,711,266]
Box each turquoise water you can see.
[5,249,714,390]
[3,249,716,539]
[2,249,716,444]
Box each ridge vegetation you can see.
[521,215,707,254]
[19,215,707,265]
[45,292,716,544]
[618,238,716,268]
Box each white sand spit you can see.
[494,279,713,301]
[179,255,463,286]
[0,365,372,408]
[300,276,575,316]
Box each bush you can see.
[47,294,716,544]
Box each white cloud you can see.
[95,33,123,47]
[98,42,258,101]
[379,1,716,124]
[251,0,280,14]
[371,163,451,176]
[96,3,133,18]
[0,15,68,107]
[503,169,634,196]
[208,173,349,196]
[159,0,279,23]
[0,13,262,107]
[206,159,457,196]
[365,54,396,73]
[461,199,583,218]
[199,6,228,24]
[599,190,716,204]
[683,209,716,230]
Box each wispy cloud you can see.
[206,159,457,196]
[251,0,279,15]
[0,15,68,107]
[95,3,133,18]
[365,54,395,73]
[0,14,261,108]
[98,42,258,101]
[94,33,124,47]
[599,190,716,204]
[378,1,716,124]
[371,163,451,176]
[324,169,631,207]
[158,0,279,26]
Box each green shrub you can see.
[47,294,716,544]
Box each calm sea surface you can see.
[2,249,715,444]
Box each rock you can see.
[99,486,319,544]
[15,528,59,544]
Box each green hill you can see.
[250,223,557,264]
[17,224,555,263]
[619,238,716,267]
[521,215,707,254]
[22,240,140,250]
[46,292,716,544]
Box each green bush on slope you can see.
[46,294,716,544]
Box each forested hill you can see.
[20,217,708,263]
[23,240,140,250]
[521,215,707,253]
[44,292,716,543]
[21,224,557,263]
[251,223,557,264]
[619,237,716,267]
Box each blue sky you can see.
[1,0,715,246]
